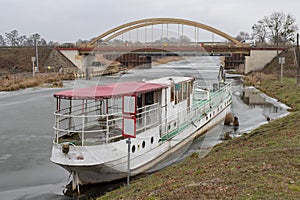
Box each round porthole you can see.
[132,145,136,153]
[142,141,145,148]
[151,137,154,144]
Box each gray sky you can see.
[1,0,299,43]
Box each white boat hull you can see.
[51,102,231,185]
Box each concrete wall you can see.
[43,49,78,72]
[59,50,82,69]
[245,50,281,74]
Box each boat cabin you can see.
[53,77,195,146]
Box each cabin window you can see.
[137,94,143,108]
[182,82,187,100]
[188,81,192,96]
[170,86,175,102]
[175,83,181,104]
[175,82,187,104]
[178,83,183,103]
[170,80,192,105]
[137,94,143,119]
[145,91,154,105]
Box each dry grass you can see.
[243,72,277,87]
[0,73,74,91]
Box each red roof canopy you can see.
[54,82,167,100]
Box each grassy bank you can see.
[0,73,74,91]
[98,73,300,199]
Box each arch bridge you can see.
[88,18,244,47]
[60,18,254,72]
[77,18,251,61]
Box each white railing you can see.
[53,83,231,146]
[54,111,123,146]
[53,101,160,146]
[136,103,160,133]
[159,82,232,139]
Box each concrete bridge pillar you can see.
[245,50,281,74]
[59,49,83,69]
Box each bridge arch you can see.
[89,18,242,46]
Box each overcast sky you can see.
[1,0,299,43]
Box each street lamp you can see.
[35,38,39,73]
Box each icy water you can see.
[0,57,289,199]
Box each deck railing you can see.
[136,103,160,133]
[54,112,123,146]
[53,101,160,146]
[53,83,231,146]
[159,82,232,141]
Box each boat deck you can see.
[58,125,123,146]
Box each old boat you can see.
[50,75,232,191]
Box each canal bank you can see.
[98,75,300,199]
[0,57,296,200]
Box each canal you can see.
[0,56,289,199]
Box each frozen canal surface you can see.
[0,57,289,199]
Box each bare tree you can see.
[179,35,191,44]
[32,33,41,44]
[252,18,268,46]
[111,39,124,45]
[5,30,20,46]
[18,35,27,46]
[2,30,54,46]
[47,40,59,46]
[24,35,35,46]
[235,32,250,41]
[280,13,298,43]
[0,35,5,46]
[253,12,298,45]
[39,38,47,46]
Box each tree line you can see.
[104,35,192,46]
[236,11,298,46]
[0,30,58,46]
[2,12,297,47]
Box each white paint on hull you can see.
[51,99,231,184]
